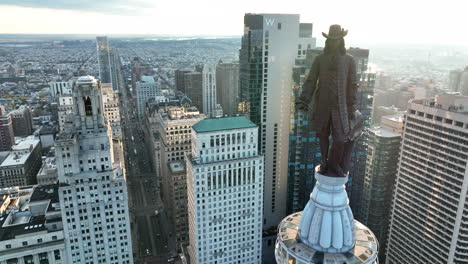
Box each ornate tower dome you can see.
[275,167,379,264]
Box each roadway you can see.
[118,62,178,263]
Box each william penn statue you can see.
[296,24,363,177]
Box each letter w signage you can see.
[265,18,275,27]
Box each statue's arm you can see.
[347,56,359,112]
[298,58,319,105]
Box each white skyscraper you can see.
[239,13,302,229]
[55,76,133,264]
[187,116,264,264]
[136,76,160,116]
[202,64,217,117]
[386,92,468,263]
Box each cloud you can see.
[0,0,156,15]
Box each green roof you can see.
[193,116,257,133]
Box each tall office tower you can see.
[216,61,240,116]
[360,115,403,262]
[0,184,67,264]
[202,64,217,117]
[186,116,264,264]
[101,83,122,139]
[448,69,463,92]
[151,106,205,249]
[184,71,203,113]
[175,69,193,93]
[96,36,112,84]
[346,47,374,220]
[239,13,302,230]
[0,136,42,188]
[287,43,319,214]
[10,106,33,137]
[55,76,133,264]
[386,93,468,264]
[50,81,72,97]
[0,108,14,151]
[136,76,160,116]
[275,168,378,263]
[459,67,468,96]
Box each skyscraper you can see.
[239,13,303,229]
[96,36,112,84]
[10,106,33,137]
[175,69,193,93]
[150,106,205,249]
[448,69,463,92]
[0,106,14,151]
[386,92,468,263]
[136,76,160,116]
[287,46,319,214]
[346,47,374,220]
[360,115,403,262]
[55,76,133,263]
[185,71,204,114]
[216,61,240,116]
[187,116,264,264]
[202,64,217,117]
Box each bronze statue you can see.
[296,24,363,177]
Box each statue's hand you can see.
[295,100,309,111]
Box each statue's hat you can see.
[322,24,348,39]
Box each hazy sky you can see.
[0,0,466,45]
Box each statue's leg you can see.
[340,140,355,174]
[317,116,331,174]
[328,137,345,177]
[317,132,329,173]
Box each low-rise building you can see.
[0,184,66,264]
[0,137,42,188]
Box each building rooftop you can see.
[414,92,468,113]
[0,184,60,241]
[76,75,97,84]
[369,126,400,138]
[13,136,40,151]
[141,76,155,83]
[193,116,256,133]
[168,161,185,173]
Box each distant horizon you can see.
[0,34,468,49]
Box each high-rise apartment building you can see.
[175,69,193,93]
[101,83,122,139]
[459,67,468,96]
[216,61,240,116]
[55,76,133,264]
[360,115,402,262]
[287,44,318,214]
[202,64,217,117]
[10,106,33,137]
[448,67,468,95]
[136,76,160,116]
[0,108,14,151]
[0,136,42,188]
[239,13,303,229]
[346,47,374,220]
[187,116,264,264]
[386,93,468,263]
[96,36,112,84]
[149,106,205,249]
[184,71,203,113]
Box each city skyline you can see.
[1,0,468,45]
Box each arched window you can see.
[84,96,92,116]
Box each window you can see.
[277,23,282,30]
